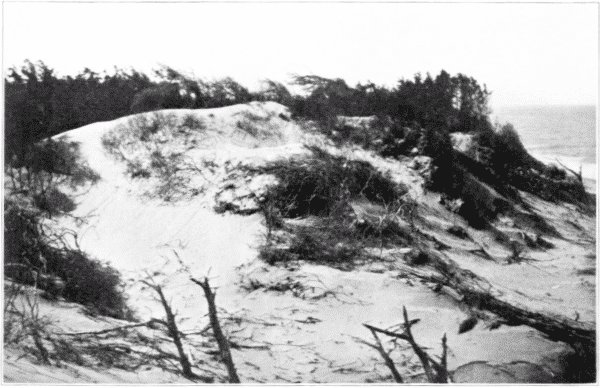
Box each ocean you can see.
[493,105,597,193]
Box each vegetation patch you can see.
[257,146,404,218]
[5,138,132,320]
[102,112,212,201]
[258,217,364,269]
[248,146,415,268]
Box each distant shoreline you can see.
[583,178,596,195]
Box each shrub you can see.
[181,113,205,131]
[256,79,293,106]
[32,188,76,216]
[379,121,422,158]
[5,136,132,320]
[289,230,362,265]
[43,246,130,319]
[7,138,100,201]
[491,123,530,173]
[4,199,132,320]
[130,82,194,114]
[258,219,364,268]
[5,61,156,164]
[258,245,292,266]
[260,146,403,218]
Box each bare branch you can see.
[191,277,241,383]
[361,326,403,383]
[364,307,450,383]
[56,319,167,336]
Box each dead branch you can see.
[364,306,449,383]
[141,280,196,380]
[555,159,583,183]
[393,247,595,345]
[467,246,494,261]
[361,328,403,383]
[56,319,167,336]
[191,277,241,383]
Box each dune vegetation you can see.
[4,61,595,384]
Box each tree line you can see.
[4,60,491,164]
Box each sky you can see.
[3,2,598,109]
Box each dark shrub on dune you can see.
[261,146,404,218]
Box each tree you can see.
[256,79,293,106]
[130,82,193,114]
[291,75,355,127]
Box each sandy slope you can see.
[5,102,595,383]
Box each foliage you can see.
[290,71,492,134]
[4,61,255,166]
[256,79,293,106]
[130,82,195,114]
[5,60,154,163]
[4,196,132,319]
[258,218,364,268]
[4,137,131,320]
[6,138,100,215]
[260,146,403,218]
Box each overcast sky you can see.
[3,2,598,109]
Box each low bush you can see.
[258,218,364,268]
[5,137,132,320]
[260,146,403,218]
[32,188,76,216]
[7,138,100,202]
[4,199,133,320]
[130,83,195,114]
[42,246,130,319]
[181,113,206,132]
[289,229,362,266]
[493,123,529,168]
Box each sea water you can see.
[493,105,597,193]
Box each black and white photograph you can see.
[2,1,597,384]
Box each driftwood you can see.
[399,249,595,345]
[192,277,241,384]
[364,306,449,383]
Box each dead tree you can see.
[394,246,595,382]
[555,159,583,183]
[404,248,595,343]
[141,279,196,380]
[357,329,403,383]
[191,277,241,383]
[364,306,449,383]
